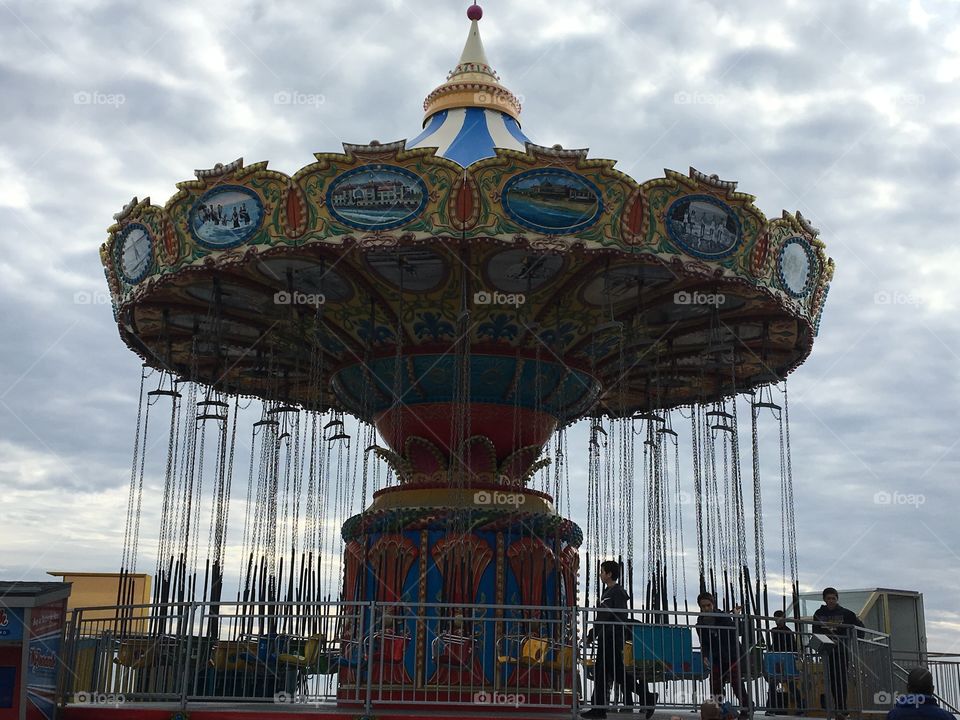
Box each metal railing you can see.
[58,600,948,717]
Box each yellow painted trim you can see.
[369,486,554,514]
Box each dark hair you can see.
[773,610,785,618]
[822,587,839,599]
[600,560,620,582]
[697,592,715,605]
[906,667,934,696]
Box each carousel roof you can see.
[100,3,836,436]
[408,4,529,166]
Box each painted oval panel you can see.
[189,185,264,249]
[326,165,428,231]
[778,237,818,298]
[116,223,153,283]
[665,194,742,259]
[502,169,603,235]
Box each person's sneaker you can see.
[581,709,608,719]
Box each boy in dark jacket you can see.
[696,592,751,718]
[886,667,955,720]
[812,587,865,720]
[583,560,630,719]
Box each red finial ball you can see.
[467,4,483,21]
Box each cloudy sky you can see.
[2,0,960,655]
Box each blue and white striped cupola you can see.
[408,108,530,168]
[408,4,532,167]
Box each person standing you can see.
[696,592,751,719]
[583,560,630,719]
[812,587,865,720]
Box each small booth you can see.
[0,582,71,720]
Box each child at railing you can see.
[696,592,751,719]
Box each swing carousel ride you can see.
[98,2,833,713]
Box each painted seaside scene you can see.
[328,168,426,229]
[503,171,601,233]
[190,187,263,247]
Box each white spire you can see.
[459,19,491,69]
[421,4,522,123]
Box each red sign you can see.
[29,604,62,638]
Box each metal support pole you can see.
[364,601,376,713]
[180,603,197,710]
[571,606,580,720]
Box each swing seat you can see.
[497,635,549,667]
[372,631,408,663]
[279,635,340,676]
[433,631,474,665]
[114,638,160,669]
[764,652,800,679]
[631,624,694,667]
[623,641,671,682]
[210,640,259,671]
[665,650,706,680]
[543,643,575,671]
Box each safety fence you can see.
[58,600,938,717]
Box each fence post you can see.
[364,601,377,713]
[61,609,82,705]
[571,605,580,720]
[180,603,197,710]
